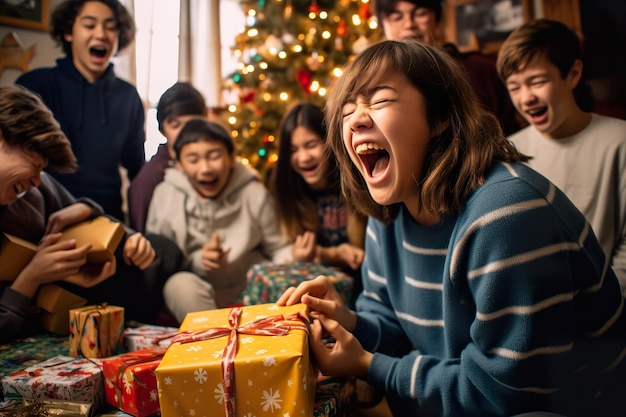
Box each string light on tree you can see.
[221,0,378,177]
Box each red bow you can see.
[170,307,309,417]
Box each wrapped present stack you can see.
[0,303,356,416]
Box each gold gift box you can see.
[0,233,36,281]
[0,216,125,281]
[57,216,125,264]
[69,304,125,358]
[36,284,87,335]
[156,303,316,417]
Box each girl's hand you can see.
[337,243,364,270]
[309,313,372,377]
[292,231,316,262]
[277,275,357,331]
[123,233,156,270]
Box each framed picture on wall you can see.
[444,0,532,55]
[0,0,50,32]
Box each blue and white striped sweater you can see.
[354,161,626,417]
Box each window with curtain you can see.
[130,0,244,160]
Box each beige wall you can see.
[0,0,64,86]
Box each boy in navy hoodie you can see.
[16,0,145,221]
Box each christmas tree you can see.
[221,0,380,177]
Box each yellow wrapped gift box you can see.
[156,303,316,417]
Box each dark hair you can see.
[173,119,234,160]
[497,19,583,82]
[0,86,77,173]
[373,0,442,23]
[51,0,136,55]
[156,82,207,132]
[325,40,528,224]
[270,102,340,240]
[496,18,593,111]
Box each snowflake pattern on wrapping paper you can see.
[186,345,202,352]
[214,383,226,404]
[190,316,209,324]
[150,390,158,401]
[164,376,172,385]
[123,373,132,394]
[261,388,282,412]
[263,356,277,367]
[194,369,208,384]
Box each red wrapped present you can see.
[102,347,166,417]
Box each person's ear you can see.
[64,33,73,43]
[567,59,583,89]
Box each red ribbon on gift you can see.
[170,307,310,417]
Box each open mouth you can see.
[356,143,389,177]
[299,164,319,174]
[198,178,219,188]
[526,106,547,118]
[90,46,108,58]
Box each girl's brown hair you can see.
[325,40,528,224]
[0,86,77,173]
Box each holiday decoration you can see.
[221,0,379,178]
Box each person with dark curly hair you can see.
[16,0,145,221]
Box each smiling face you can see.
[289,126,327,190]
[175,140,235,199]
[0,137,46,205]
[505,53,582,139]
[381,0,438,43]
[65,1,119,83]
[341,70,432,220]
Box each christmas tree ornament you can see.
[358,3,372,20]
[336,19,347,37]
[309,0,320,18]
[296,69,313,94]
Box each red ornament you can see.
[337,19,347,37]
[358,3,371,20]
[309,0,320,15]
[239,90,256,104]
[296,69,312,94]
